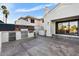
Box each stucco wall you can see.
[35,20,43,26]
[44,3,79,36]
[15,19,36,26]
[51,22,56,34]
[2,32,9,43]
[28,32,34,37]
[16,31,21,40]
[45,3,79,20]
[15,19,27,25]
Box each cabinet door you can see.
[9,32,16,41]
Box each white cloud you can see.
[36,16,43,18]
[15,4,54,13]
[0,17,3,21]
[7,19,16,24]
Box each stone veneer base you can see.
[52,34,79,41]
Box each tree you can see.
[70,25,77,33]
[1,5,9,23]
[1,5,7,9]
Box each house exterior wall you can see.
[44,3,79,36]
[15,19,27,25]
[44,17,52,36]
[15,18,43,32]
[15,18,35,26]
[35,20,44,33]
[27,18,36,26]
[35,20,43,26]
[45,3,79,20]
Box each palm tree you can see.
[3,9,9,23]
[1,5,9,23]
[1,5,7,9]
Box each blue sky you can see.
[0,3,57,24]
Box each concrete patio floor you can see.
[1,36,79,56]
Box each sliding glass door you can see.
[57,22,69,34]
[56,20,78,36]
[69,21,78,35]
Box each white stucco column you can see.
[16,31,21,40]
[51,22,56,35]
[44,7,52,36]
[46,21,52,36]
[44,18,52,36]
[2,32,9,43]
[28,32,34,38]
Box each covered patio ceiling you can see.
[51,15,79,22]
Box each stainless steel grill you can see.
[9,32,16,41]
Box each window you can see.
[42,20,44,23]
[31,19,34,23]
[57,22,69,34]
[56,20,78,36]
[69,21,78,35]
